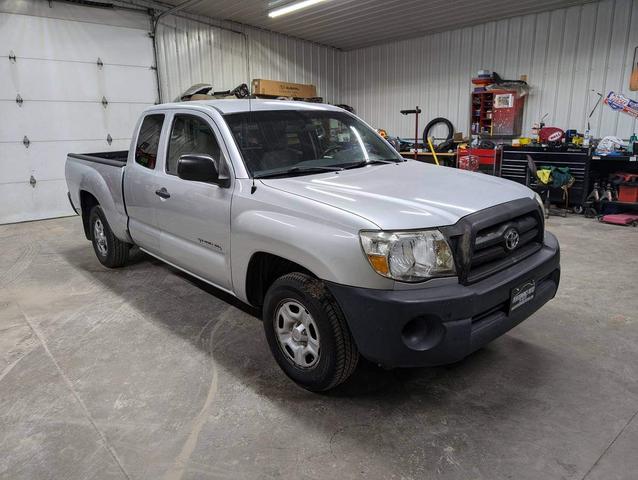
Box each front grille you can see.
[441,198,545,285]
[468,211,542,282]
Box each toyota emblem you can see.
[504,228,520,251]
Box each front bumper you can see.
[326,232,560,368]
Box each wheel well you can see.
[245,253,313,307]
[79,191,99,240]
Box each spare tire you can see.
[423,117,454,151]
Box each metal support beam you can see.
[149,0,251,104]
[150,0,206,103]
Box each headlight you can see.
[534,192,546,218]
[359,230,456,282]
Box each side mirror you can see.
[177,154,229,187]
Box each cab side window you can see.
[166,115,226,176]
[134,114,164,169]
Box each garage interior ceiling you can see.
[158,0,589,50]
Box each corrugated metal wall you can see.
[341,0,638,140]
[156,16,340,104]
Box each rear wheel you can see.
[263,273,359,391]
[89,206,129,268]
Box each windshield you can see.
[224,110,402,178]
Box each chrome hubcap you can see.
[274,299,320,369]
[93,219,108,256]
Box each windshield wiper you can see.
[342,158,404,169]
[254,165,344,179]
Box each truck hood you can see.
[260,160,534,230]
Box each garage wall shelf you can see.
[471,90,526,138]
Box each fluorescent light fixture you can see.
[268,0,328,18]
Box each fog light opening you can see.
[401,316,444,351]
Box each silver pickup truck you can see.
[65,100,560,391]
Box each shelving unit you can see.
[471,92,494,136]
[470,89,525,138]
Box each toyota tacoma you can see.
[65,100,560,391]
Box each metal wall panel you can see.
[156,16,341,104]
[342,0,638,140]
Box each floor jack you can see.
[599,214,638,227]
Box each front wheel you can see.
[89,206,129,268]
[263,273,359,392]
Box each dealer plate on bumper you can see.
[510,280,535,313]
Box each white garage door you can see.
[0,2,157,224]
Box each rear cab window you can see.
[135,114,164,169]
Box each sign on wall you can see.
[604,92,638,119]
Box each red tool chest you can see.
[457,147,501,175]
[614,172,638,202]
[619,184,638,202]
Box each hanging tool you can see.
[427,138,440,166]
[584,91,603,147]
[400,106,421,160]
[587,91,603,119]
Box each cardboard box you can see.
[252,79,317,98]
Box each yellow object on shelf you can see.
[513,137,531,147]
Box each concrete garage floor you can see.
[1,215,637,480]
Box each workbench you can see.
[400,151,456,167]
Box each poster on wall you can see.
[604,92,638,118]
[494,93,514,109]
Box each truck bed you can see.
[65,150,130,243]
[67,151,128,167]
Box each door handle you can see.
[155,187,170,199]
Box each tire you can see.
[89,205,129,268]
[422,117,454,151]
[263,272,359,392]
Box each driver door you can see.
[155,110,233,291]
